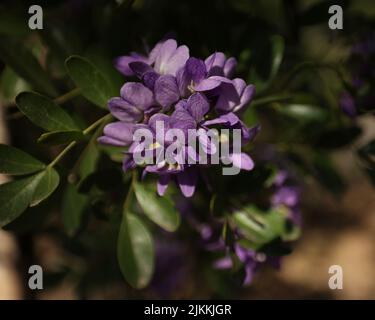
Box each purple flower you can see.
[101,38,258,198]
[271,170,302,226]
[215,79,255,114]
[339,92,356,118]
[115,53,149,77]
[108,82,158,123]
[153,39,189,76]
[116,38,189,79]
[205,52,237,78]
[97,122,136,146]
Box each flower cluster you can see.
[99,38,258,197]
[198,170,301,286]
[179,169,301,286]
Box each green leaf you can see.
[62,184,88,236]
[37,130,84,145]
[80,143,100,178]
[0,66,31,102]
[65,55,114,108]
[0,36,57,96]
[134,182,180,232]
[117,213,154,289]
[278,104,329,123]
[30,167,60,207]
[0,174,43,227]
[0,144,45,175]
[232,205,288,248]
[16,92,79,131]
[269,35,284,80]
[85,47,123,95]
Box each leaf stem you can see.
[53,88,81,105]
[47,113,112,168]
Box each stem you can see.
[53,88,81,105]
[47,113,112,168]
[82,114,112,135]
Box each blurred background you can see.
[0,0,375,299]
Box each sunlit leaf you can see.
[232,205,288,248]
[134,181,180,232]
[278,104,329,123]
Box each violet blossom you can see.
[99,38,258,198]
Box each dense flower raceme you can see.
[99,38,258,197]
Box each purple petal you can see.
[194,76,232,92]
[154,40,189,76]
[157,174,171,196]
[177,58,207,96]
[223,57,237,78]
[177,168,198,197]
[243,124,260,143]
[97,136,127,147]
[198,132,217,155]
[154,75,180,109]
[243,263,257,286]
[229,153,254,171]
[148,113,171,133]
[272,186,299,207]
[129,61,154,78]
[165,45,189,76]
[114,53,148,76]
[186,93,210,122]
[143,71,160,90]
[203,112,240,126]
[340,92,357,118]
[148,40,165,65]
[154,39,178,73]
[194,78,221,91]
[120,83,154,110]
[108,97,143,122]
[122,156,136,172]
[170,108,196,133]
[98,122,134,146]
[215,82,241,113]
[235,84,256,113]
[214,256,233,269]
[174,99,188,111]
[205,52,226,76]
